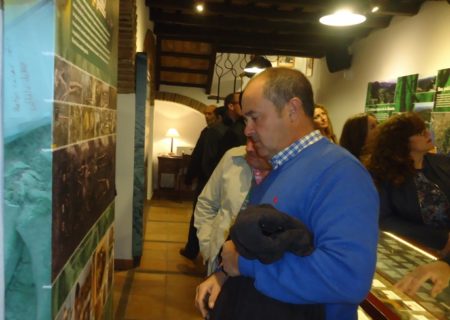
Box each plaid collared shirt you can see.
[270,130,324,170]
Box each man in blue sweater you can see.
[195,67,379,320]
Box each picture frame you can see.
[305,58,314,77]
[277,56,295,68]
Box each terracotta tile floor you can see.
[114,199,205,320]
[112,199,374,320]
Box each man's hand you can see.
[221,240,240,276]
[195,272,227,318]
[395,261,450,297]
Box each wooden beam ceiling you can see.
[146,0,430,91]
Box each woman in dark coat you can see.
[368,112,450,252]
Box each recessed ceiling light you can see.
[319,9,366,27]
[372,6,379,13]
[195,3,204,13]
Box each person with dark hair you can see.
[214,106,228,125]
[313,104,337,143]
[339,112,378,163]
[195,67,379,320]
[195,139,271,275]
[180,104,226,260]
[367,112,450,297]
[217,92,247,159]
[367,112,450,253]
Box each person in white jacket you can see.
[194,139,271,275]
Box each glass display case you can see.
[362,232,450,319]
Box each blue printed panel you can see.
[3,1,55,319]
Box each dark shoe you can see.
[179,248,197,260]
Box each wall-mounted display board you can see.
[365,67,450,155]
[365,80,397,122]
[435,69,450,112]
[52,212,114,320]
[3,0,118,319]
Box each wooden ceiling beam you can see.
[146,0,316,22]
[158,51,211,60]
[376,1,423,16]
[150,11,390,32]
[242,0,343,7]
[159,81,207,89]
[154,24,360,45]
[158,35,331,58]
[206,46,217,95]
[217,45,325,59]
[146,0,424,16]
[159,66,209,75]
[146,0,337,11]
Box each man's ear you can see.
[287,97,303,121]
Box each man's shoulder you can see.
[224,145,246,158]
[290,140,366,173]
[231,118,246,131]
[197,127,209,141]
[305,139,353,161]
[209,122,228,136]
[216,146,248,173]
[200,127,208,134]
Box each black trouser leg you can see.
[181,187,202,259]
[183,206,199,256]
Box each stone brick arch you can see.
[155,91,208,113]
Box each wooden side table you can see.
[157,155,183,191]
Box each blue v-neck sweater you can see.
[238,139,379,320]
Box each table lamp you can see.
[166,128,180,154]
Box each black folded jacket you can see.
[230,204,314,264]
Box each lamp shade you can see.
[165,128,180,138]
[244,56,272,77]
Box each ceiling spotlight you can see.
[319,9,366,26]
[195,3,204,13]
[244,56,272,77]
[371,6,379,13]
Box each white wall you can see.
[136,0,153,52]
[152,100,206,189]
[114,0,155,259]
[310,1,450,139]
[114,94,135,260]
[146,103,155,199]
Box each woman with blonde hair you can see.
[313,104,337,143]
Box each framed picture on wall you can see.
[277,56,295,68]
[305,58,314,77]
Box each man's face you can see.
[245,139,271,170]
[203,106,217,127]
[242,77,290,159]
